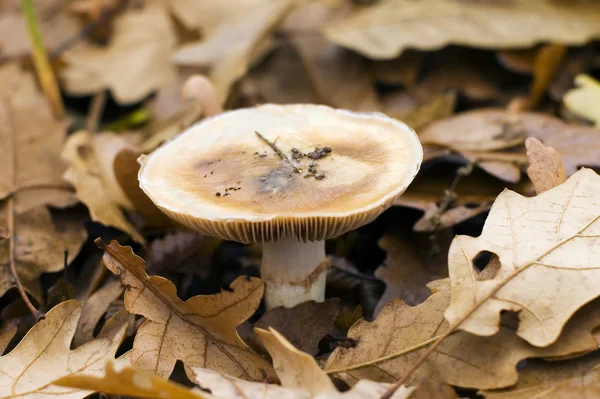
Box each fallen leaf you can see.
[190,327,415,398]
[61,131,145,244]
[113,148,173,227]
[323,0,600,60]
[387,92,456,133]
[97,239,274,381]
[251,299,342,356]
[410,379,457,399]
[0,205,87,302]
[527,44,567,109]
[563,74,600,127]
[0,0,80,61]
[326,279,600,389]
[550,48,600,102]
[370,51,423,88]
[0,300,127,398]
[0,63,75,211]
[0,326,16,355]
[56,362,207,399]
[73,279,124,347]
[482,353,600,399]
[420,109,600,179]
[243,42,321,105]
[525,137,567,195]
[496,48,538,74]
[374,229,449,314]
[60,1,177,104]
[171,1,293,102]
[445,168,600,346]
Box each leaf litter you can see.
[4,1,600,398]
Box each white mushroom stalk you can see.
[138,104,423,311]
[261,238,328,309]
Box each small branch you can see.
[255,131,302,174]
[6,197,45,320]
[326,334,444,375]
[23,0,64,118]
[85,91,107,132]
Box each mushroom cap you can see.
[139,104,422,243]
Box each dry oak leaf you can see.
[60,0,177,104]
[61,131,145,244]
[563,74,600,127]
[0,205,87,302]
[56,362,207,399]
[171,0,293,102]
[445,168,600,347]
[189,327,415,399]
[374,229,449,314]
[525,137,567,195]
[482,353,600,399]
[0,63,75,212]
[420,109,600,179]
[326,279,600,390]
[0,327,16,355]
[323,0,600,60]
[250,298,342,356]
[97,239,274,381]
[0,300,128,399]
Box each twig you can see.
[381,211,600,398]
[86,91,107,132]
[6,197,45,320]
[255,131,302,174]
[22,0,64,118]
[326,334,444,375]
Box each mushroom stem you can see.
[261,238,329,310]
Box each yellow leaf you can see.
[326,279,600,389]
[60,1,177,104]
[189,328,415,398]
[96,239,274,381]
[324,0,600,60]
[55,362,206,399]
[0,300,127,398]
[61,131,145,244]
[445,168,600,346]
[563,74,600,127]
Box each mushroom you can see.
[139,104,422,309]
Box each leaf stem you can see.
[326,334,444,375]
[22,0,64,118]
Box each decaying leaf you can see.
[374,229,448,314]
[251,299,342,356]
[483,353,600,399]
[420,109,600,180]
[171,0,293,102]
[323,0,600,60]
[0,300,127,398]
[446,168,600,347]
[0,63,75,211]
[0,205,87,302]
[61,1,177,103]
[525,137,567,195]
[73,279,124,347]
[326,279,600,390]
[61,131,145,244]
[191,327,415,398]
[0,326,16,355]
[56,362,206,399]
[0,0,80,61]
[563,74,600,127]
[97,239,273,381]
